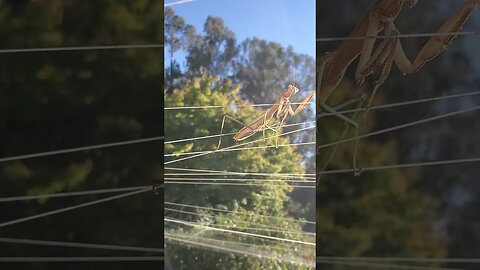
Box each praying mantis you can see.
[317,0,480,181]
[216,85,316,150]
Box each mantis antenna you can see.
[292,51,296,87]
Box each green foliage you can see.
[27,160,93,202]
[164,9,316,188]
[0,1,162,269]
[318,1,480,263]
[164,73,314,269]
[165,7,187,90]
[165,7,186,53]
[316,81,446,265]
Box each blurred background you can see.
[0,0,163,269]
[164,0,316,269]
[316,0,480,269]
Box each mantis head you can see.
[374,0,405,22]
[282,85,299,100]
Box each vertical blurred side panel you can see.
[160,2,168,270]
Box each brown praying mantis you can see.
[216,85,316,150]
[317,0,480,182]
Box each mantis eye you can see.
[407,0,419,8]
[289,85,299,94]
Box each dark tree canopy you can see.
[0,1,163,269]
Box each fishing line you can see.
[0,186,152,203]
[0,237,163,253]
[166,217,314,236]
[164,125,315,164]
[164,210,314,236]
[0,256,164,262]
[165,201,315,225]
[165,167,315,177]
[164,0,195,7]
[164,121,314,144]
[320,157,480,175]
[0,44,164,54]
[0,136,164,163]
[316,31,476,42]
[165,235,314,267]
[316,256,480,264]
[165,232,309,254]
[165,218,315,246]
[165,181,315,188]
[317,105,480,151]
[165,177,314,183]
[0,189,149,229]
[165,141,314,157]
[165,173,314,181]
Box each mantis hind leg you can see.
[216,115,246,150]
[262,111,269,147]
[272,115,288,148]
[261,123,279,149]
[360,24,399,124]
[276,120,286,148]
[317,93,367,184]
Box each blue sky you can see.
[165,0,315,58]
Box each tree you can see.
[0,1,163,269]
[164,11,318,235]
[317,1,480,265]
[233,38,316,155]
[163,12,316,166]
[165,7,186,90]
[316,75,446,267]
[164,73,315,269]
[186,16,238,80]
